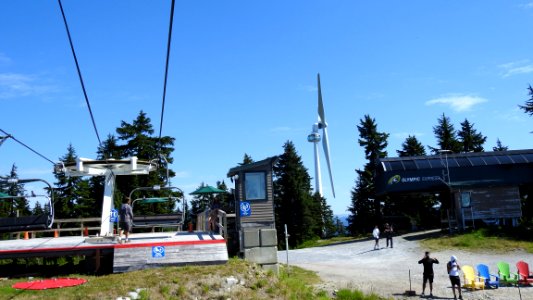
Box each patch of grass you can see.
[336,289,390,300]
[420,228,533,253]
[297,236,364,249]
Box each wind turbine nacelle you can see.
[307,132,321,143]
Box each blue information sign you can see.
[152,246,165,258]
[240,201,251,217]
[110,208,118,223]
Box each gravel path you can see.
[278,231,533,300]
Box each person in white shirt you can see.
[447,255,463,300]
[372,225,380,250]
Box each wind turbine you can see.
[307,73,335,198]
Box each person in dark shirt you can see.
[418,251,439,297]
[384,223,393,248]
[119,196,133,243]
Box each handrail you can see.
[196,209,230,239]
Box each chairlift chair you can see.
[127,185,185,230]
[0,178,54,233]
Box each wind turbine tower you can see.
[307,73,335,198]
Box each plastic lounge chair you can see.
[476,264,499,288]
[462,265,485,289]
[497,261,518,285]
[516,261,533,285]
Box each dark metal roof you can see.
[227,156,279,177]
[379,149,533,172]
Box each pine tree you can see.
[457,119,487,152]
[2,165,30,216]
[348,115,389,235]
[519,85,533,116]
[239,153,254,165]
[113,111,176,215]
[429,113,462,154]
[492,138,509,152]
[273,141,316,248]
[54,144,84,218]
[397,135,426,157]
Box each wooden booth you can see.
[227,156,279,272]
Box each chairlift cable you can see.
[57,0,103,147]
[0,128,55,165]
[157,0,176,147]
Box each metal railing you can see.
[196,209,232,239]
[8,217,102,239]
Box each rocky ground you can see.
[278,231,533,300]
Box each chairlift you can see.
[128,185,185,230]
[0,178,54,233]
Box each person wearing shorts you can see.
[447,255,462,300]
[119,196,133,243]
[418,251,439,297]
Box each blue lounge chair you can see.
[477,264,499,288]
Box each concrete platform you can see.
[0,231,228,273]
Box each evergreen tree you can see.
[492,138,509,152]
[519,85,533,116]
[348,115,389,235]
[1,165,30,216]
[273,141,316,248]
[457,119,487,152]
[239,153,254,165]
[53,145,85,218]
[347,169,374,235]
[429,113,462,154]
[112,111,176,214]
[314,192,336,238]
[397,135,426,157]
[32,201,44,215]
[333,216,346,236]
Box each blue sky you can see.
[1,1,532,215]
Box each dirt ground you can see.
[278,231,533,300]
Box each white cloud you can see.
[425,94,488,112]
[0,72,57,99]
[499,60,533,77]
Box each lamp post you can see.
[438,149,452,233]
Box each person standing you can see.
[384,223,393,248]
[372,225,380,250]
[447,255,463,300]
[418,251,439,297]
[119,196,133,243]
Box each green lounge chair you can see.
[497,261,518,285]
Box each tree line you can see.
[1,86,532,247]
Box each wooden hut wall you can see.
[240,167,275,225]
[454,186,522,220]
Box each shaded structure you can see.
[376,149,533,230]
[227,156,279,272]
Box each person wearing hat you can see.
[447,255,462,300]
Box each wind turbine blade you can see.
[317,73,325,124]
[322,127,335,198]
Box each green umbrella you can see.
[189,185,226,195]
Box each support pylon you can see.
[23,231,29,240]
